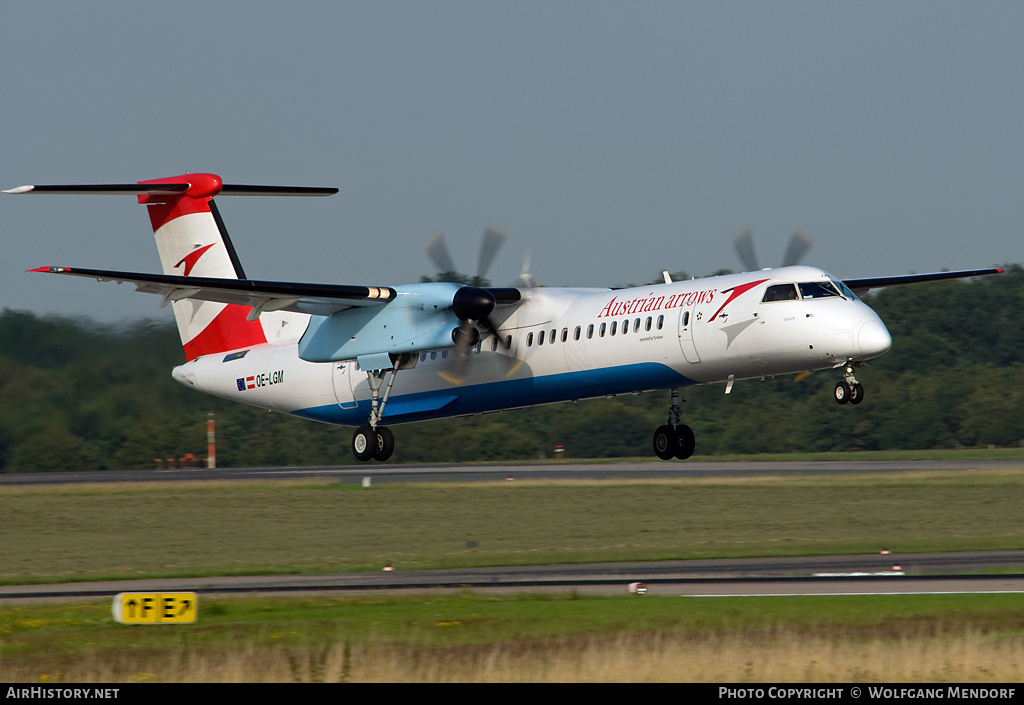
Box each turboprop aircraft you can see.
[8,173,1002,462]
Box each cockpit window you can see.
[762,284,799,302]
[798,281,841,299]
[832,278,857,300]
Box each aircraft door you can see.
[332,361,359,409]
[678,302,701,363]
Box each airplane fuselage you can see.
[171,265,892,426]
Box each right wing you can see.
[843,268,1003,297]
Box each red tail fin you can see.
[138,173,268,359]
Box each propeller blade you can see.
[512,250,541,288]
[437,321,479,385]
[783,229,816,267]
[424,229,458,277]
[731,226,759,272]
[477,225,509,282]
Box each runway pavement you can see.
[3,551,1022,602]
[1,459,1021,486]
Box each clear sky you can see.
[3,1,1021,322]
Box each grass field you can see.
[1,593,1022,682]
[1,464,1022,682]
[1,467,1023,582]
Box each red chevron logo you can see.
[174,244,216,276]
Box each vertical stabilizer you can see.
[8,173,338,360]
[138,173,268,360]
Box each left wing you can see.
[28,266,396,320]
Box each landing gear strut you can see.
[834,362,865,405]
[350,354,415,462]
[653,387,696,460]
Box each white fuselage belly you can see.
[172,267,890,426]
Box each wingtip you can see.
[27,266,66,273]
[4,185,35,194]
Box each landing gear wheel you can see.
[834,381,851,405]
[373,426,395,462]
[674,424,696,460]
[653,425,678,460]
[849,383,864,405]
[352,425,376,461]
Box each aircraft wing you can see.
[844,268,1003,297]
[28,266,396,318]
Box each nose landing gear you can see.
[834,362,865,405]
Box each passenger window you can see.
[600,322,607,337]
[442,350,449,359]
[562,328,569,343]
[420,353,427,362]
[527,332,534,347]
[762,284,799,302]
[633,318,640,332]
[504,335,512,350]
[682,311,689,326]
[490,337,498,352]
[610,321,617,336]
[587,324,594,339]
[430,352,437,361]
[645,316,652,332]
[657,315,664,330]
[621,319,628,334]
[538,330,545,345]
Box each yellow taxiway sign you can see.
[112,592,197,624]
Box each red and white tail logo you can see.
[139,173,268,360]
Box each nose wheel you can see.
[834,363,865,405]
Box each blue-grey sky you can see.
[3,1,1021,322]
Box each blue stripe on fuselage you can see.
[293,362,695,426]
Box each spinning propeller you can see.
[425,225,515,383]
[730,226,816,272]
[730,226,820,384]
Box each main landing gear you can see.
[352,424,394,462]
[833,362,865,405]
[350,354,415,462]
[653,387,696,460]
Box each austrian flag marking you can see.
[236,372,284,391]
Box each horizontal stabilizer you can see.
[5,183,337,197]
[28,266,394,317]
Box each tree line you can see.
[1,265,1021,471]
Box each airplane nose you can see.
[856,320,892,359]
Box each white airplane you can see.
[8,173,1002,462]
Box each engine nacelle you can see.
[297,282,502,363]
